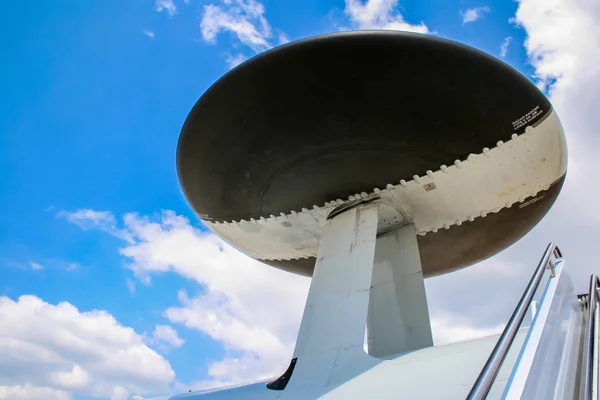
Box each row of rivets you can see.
[214,129,533,225]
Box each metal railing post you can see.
[583,275,600,400]
[466,242,558,400]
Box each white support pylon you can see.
[367,224,433,357]
[282,203,434,395]
[288,202,380,392]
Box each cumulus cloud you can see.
[201,0,275,52]
[500,36,512,57]
[460,6,490,24]
[61,210,310,386]
[118,212,308,385]
[143,30,155,39]
[514,0,600,95]
[343,0,429,33]
[0,384,71,400]
[155,0,177,17]
[151,325,185,351]
[0,295,175,399]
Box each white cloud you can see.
[0,384,71,400]
[155,0,177,17]
[277,32,289,45]
[0,295,175,399]
[58,209,132,242]
[344,0,429,33]
[62,210,309,387]
[225,53,247,69]
[507,0,600,289]
[110,386,131,400]
[118,212,309,385]
[151,325,184,349]
[425,257,532,332]
[53,365,90,389]
[165,289,294,385]
[500,36,512,57]
[29,261,44,270]
[514,0,600,95]
[461,6,490,24]
[57,209,117,232]
[432,315,504,345]
[143,30,155,39]
[201,0,274,52]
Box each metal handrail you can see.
[466,242,560,400]
[583,274,600,400]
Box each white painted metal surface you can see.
[204,110,567,263]
[169,330,529,400]
[529,301,538,323]
[288,202,380,391]
[367,224,433,357]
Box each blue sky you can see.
[2,1,599,399]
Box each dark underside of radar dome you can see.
[177,31,552,223]
[176,31,561,276]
